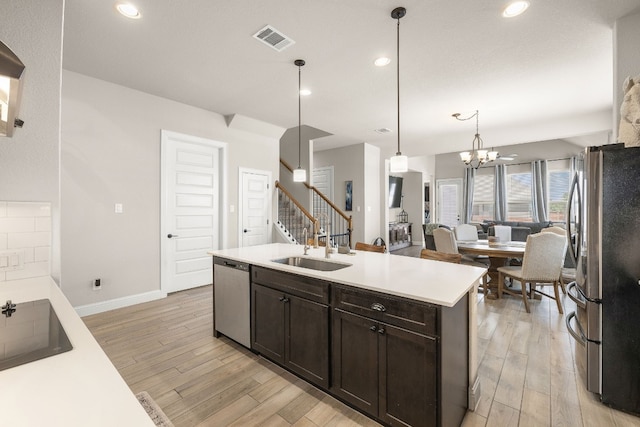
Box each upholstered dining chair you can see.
[497,232,567,313]
[420,249,461,264]
[493,225,512,243]
[541,226,574,293]
[433,228,489,294]
[354,241,386,253]
[454,224,478,241]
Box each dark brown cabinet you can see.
[249,265,469,427]
[331,285,467,427]
[251,266,330,388]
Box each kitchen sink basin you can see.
[272,256,352,272]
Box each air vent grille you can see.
[253,25,295,52]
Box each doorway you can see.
[239,168,272,247]
[436,178,462,228]
[160,130,227,294]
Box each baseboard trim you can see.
[74,290,167,317]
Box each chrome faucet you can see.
[317,213,331,259]
[302,227,309,255]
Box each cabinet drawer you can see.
[333,285,437,336]
[252,266,330,305]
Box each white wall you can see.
[363,144,381,244]
[61,71,281,307]
[613,10,640,141]
[314,143,384,245]
[0,1,64,281]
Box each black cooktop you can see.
[0,299,73,371]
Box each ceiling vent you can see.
[253,25,295,52]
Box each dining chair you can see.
[420,249,461,264]
[434,228,489,294]
[354,241,386,253]
[541,226,574,293]
[454,224,478,241]
[497,232,567,313]
[493,225,512,243]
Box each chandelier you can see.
[453,110,498,169]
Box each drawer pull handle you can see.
[378,328,385,335]
[371,303,386,312]
[370,325,377,332]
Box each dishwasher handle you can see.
[223,260,249,272]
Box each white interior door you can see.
[161,130,226,294]
[240,168,271,247]
[436,178,462,228]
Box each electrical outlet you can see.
[92,278,102,290]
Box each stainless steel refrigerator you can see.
[566,143,640,415]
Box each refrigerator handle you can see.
[566,282,586,309]
[565,311,586,347]
[566,172,581,266]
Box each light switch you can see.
[230,204,235,213]
[0,250,23,272]
[357,206,361,212]
[115,203,123,214]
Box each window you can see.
[547,159,571,222]
[506,164,532,221]
[471,171,494,222]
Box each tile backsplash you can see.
[0,201,51,283]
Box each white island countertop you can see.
[209,243,486,307]
[0,276,155,427]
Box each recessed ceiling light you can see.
[116,3,141,19]
[374,128,393,134]
[374,57,391,67]
[300,89,311,96]
[502,1,529,18]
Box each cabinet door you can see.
[251,284,285,363]
[286,294,330,388]
[331,309,379,414]
[379,324,437,427]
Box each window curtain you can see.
[531,160,548,222]
[494,164,507,221]
[462,167,475,223]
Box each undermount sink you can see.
[272,256,352,272]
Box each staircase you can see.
[276,159,353,248]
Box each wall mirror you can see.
[0,40,25,137]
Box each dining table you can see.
[457,239,526,299]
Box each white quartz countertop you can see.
[0,276,155,426]
[209,243,486,307]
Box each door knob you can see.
[167,234,179,238]
[244,229,251,233]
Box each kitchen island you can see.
[209,243,486,427]
[0,276,155,427]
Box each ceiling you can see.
[62,0,640,158]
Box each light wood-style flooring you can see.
[84,252,640,427]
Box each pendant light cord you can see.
[298,63,302,169]
[396,14,401,156]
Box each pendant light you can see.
[389,6,408,173]
[293,59,307,182]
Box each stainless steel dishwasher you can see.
[213,257,251,348]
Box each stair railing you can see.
[275,180,317,245]
[280,159,353,248]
